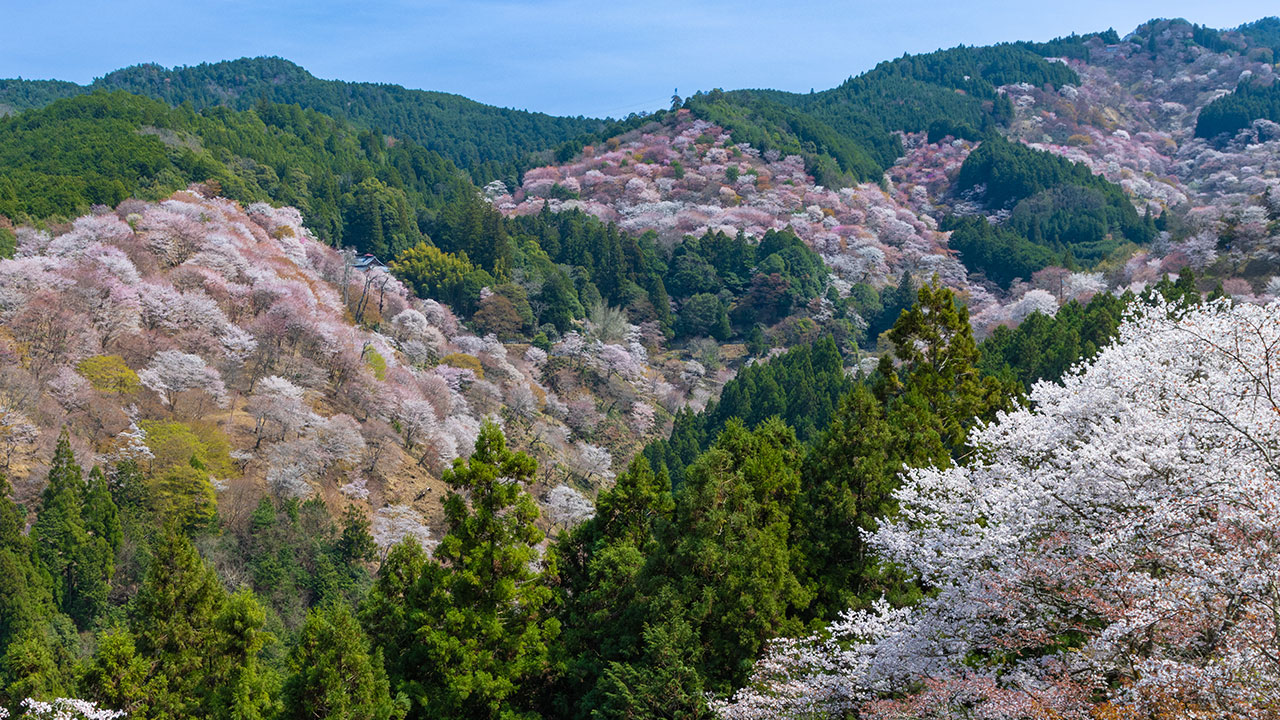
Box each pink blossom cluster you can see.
[489,114,976,301]
[0,190,598,535]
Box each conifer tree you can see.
[645,418,809,693]
[881,278,1013,451]
[365,420,556,720]
[32,430,116,628]
[120,528,273,720]
[282,603,404,720]
[0,470,76,707]
[549,457,674,717]
[589,587,712,720]
[797,384,941,619]
[0,473,55,653]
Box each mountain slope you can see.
[0,57,606,179]
[0,90,471,256]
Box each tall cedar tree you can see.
[547,456,675,718]
[96,528,274,720]
[282,603,404,720]
[643,419,809,695]
[31,430,118,628]
[880,279,1015,453]
[363,421,557,720]
[0,471,76,706]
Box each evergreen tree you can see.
[364,421,556,720]
[112,528,273,720]
[881,279,1014,451]
[0,470,76,707]
[549,457,674,717]
[31,430,115,628]
[208,590,276,720]
[796,385,946,620]
[589,588,712,720]
[644,419,809,694]
[282,603,404,720]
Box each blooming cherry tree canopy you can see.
[719,298,1280,720]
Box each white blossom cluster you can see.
[720,298,1280,719]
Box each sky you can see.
[1,0,1275,117]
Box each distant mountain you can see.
[0,57,606,180]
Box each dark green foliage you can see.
[282,604,404,720]
[0,78,84,113]
[979,290,1130,389]
[796,384,937,619]
[0,91,470,257]
[676,293,731,339]
[0,471,77,707]
[363,421,556,720]
[944,215,1059,289]
[586,587,713,720]
[685,44,1078,187]
[864,271,918,338]
[216,496,373,629]
[686,90,888,187]
[950,136,1152,278]
[978,269,1203,391]
[1195,77,1280,140]
[31,431,118,628]
[548,457,675,718]
[796,281,1009,618]
[0,57,603,180]
[882,281,1016,451]
[1012,29,1121,62]
[646,419,809,693]
[642,337,852,488]
[98,528,274,720]
[1237,16,1280,56]
[457,205,835,340]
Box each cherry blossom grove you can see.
[488,112,977,299]
[0,190,682,541]
[717,297,1280,719]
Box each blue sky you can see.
[2,0,1275,117]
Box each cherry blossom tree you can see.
[0,402,38,474]
[718,298,1280,720]
[569,441,613,482]
[396,397,439,451]
[629,401,656,433]
[312,413,366,470]
[138,349,228,410]
[10,698,125,720]
[372,504,435,556]
[544,485,595,529]
[247,375,312,445]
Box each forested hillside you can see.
[1,12,1280,720]
[0,57,605,182]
